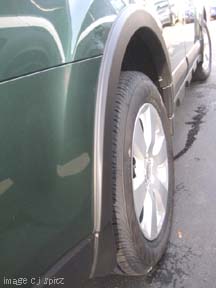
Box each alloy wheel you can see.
[132,103,169,241]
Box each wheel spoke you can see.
[141,188,152,235]
[141,106,158,156]
[150,192,158,239]
[142,188,157,239]
[133,118,146,160]
[133,179,147,221]
[152,176,168,217]
[156,159,168,189]
[153,135,167,166]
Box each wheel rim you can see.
[132,103,169,241]
[202,27,210,72]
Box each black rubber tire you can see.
[112,71,174,276]
[193,21,212,81]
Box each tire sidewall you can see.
[194,21,212,81]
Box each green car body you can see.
[0,0,210,287]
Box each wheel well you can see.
[121,27,170,100]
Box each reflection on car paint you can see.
[0,0,122,82]
[57,153,90,177]
[0,178,13,196]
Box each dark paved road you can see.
[84,21,216,288]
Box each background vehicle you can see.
[185,0,195,23]
[210,0,216,19]
[169,0,180,24]
[153,0,178,26]
[0,1,211,287]
[154,0,173,26]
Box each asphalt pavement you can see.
[84,20,216,288]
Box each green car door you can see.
[0,0,122,284]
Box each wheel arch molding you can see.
[91,5,174,277]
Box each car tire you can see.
[193,21,212,81]
[112,71,174,275]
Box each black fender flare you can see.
[92,4,174,276]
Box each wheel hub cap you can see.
[132,103,169,241]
